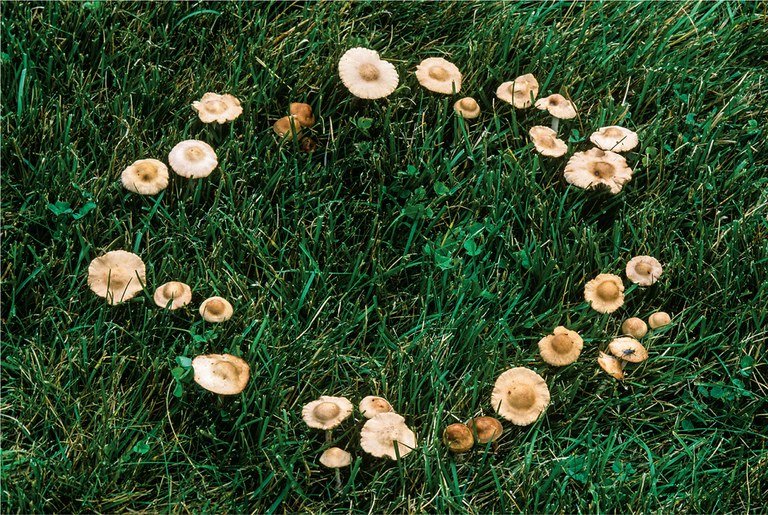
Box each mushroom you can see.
[528,126,568,157]
[621,317,648,339]
[537,326,584,366]
[453,97,481,119]
[590,126,639,152]
[199,296,233,323]
[359,412,417,460]
[584,273,625,314]
[359,395,394,419]
[273,116,303,140]
[608,337,649,363]
[466,416,504,445]
[495,73,539,108]
[302,396,354,434]
[120,159,169,195]
[535,93,577,132]
[338,47,399,99]
[442,423,474,453]
[319,446,352,490]
[490,367,550,426]
[153,281,192,310]
[626,256,663,286]
[415,57,462,94]
[192,92,243,124]
[597,351,625,380]
[563,148,633,194]
[87,250,146,305]
[191,353,250,395]
[648,311,672,329]
[168,140,218,179]
[289,103,315,127]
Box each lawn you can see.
[2,1,767,513]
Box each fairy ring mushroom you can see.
[199,296,233,323]
[121,159,169,195]
[495,73,539,108]
[608,337,649,363]
[360,412,417,460]
[302,396,354,431]
[648,311,672,329]
[590,126,639,152]
[442,423,474,453]
[415,57,462,94]
[454,97,481,119]
[168,140,218,179]
[597,351,625,380]
[621,317,648,339]
[490,367,550,426]
[87,250,146,305]
[563,148,633,194]
[538,326,584,366]
[535,93,577,132]
[338,47,399,100]
[192,92,243,124]
[192,353,250,395]
[529,125,568,157]
[153,281,192,310]
[359,395,394,419]
[626,255,663,286]
[584,273,625,314]
[466,416,504,445]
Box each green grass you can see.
[2,1,767,512]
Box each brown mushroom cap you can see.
[289,103,316,127]
[168,140,218,179]
[199,296,233,323]
[87,250,146,305]
[338,47,399,99]
[466,416,504,444]
[626,255,663,286]
[360,412,417,460]
[454,97,481,119]
[621,317,648,339]
[608,337,649,363]
[192,92,243,124]
[535,93,577,119]
[121,159,169,195]
[359,395,394,419]
[491,367,550,426]
[153,281,192,310]
[648,311,672,329]
[564,148,633,194]
[529,126,568,157]
[496,73,539,108]
[319,447,352,468]
[192,354,250,395]
[590,126,639,152]
[273,116,303,140]
[442,423,474,453]
[302,396,354,430]
[584,273,625,313]
[597,351,625,380]
[415,57,462,94]
[538,326,584,366]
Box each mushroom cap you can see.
[273,116,303,140]
[319,447,352,468]
[442,423,474,453]
[302,395,354,430]
[590,126,639,152]
[359,395,394,419]
[121,159,169,195]
[192,354,250,395]
[192,92,243,124]
[608,337,648,363]
[529,126,568,157]
[621,317,648,339]
[153,281,192,310]
[338,47,399,99]
[454,97,481,119]
[495,73,539,108]
[199,296,233,323]
[564,148,633,194]
[626,255,663,286]
[584,273,625,314]
[360,412,416,460]
[597,351,625,380]
[490,367,550,426]
[168,140,218,179]
[648,311,672,329]
[466,416,504,444]
[289,103,315,127]
[87,250,146,305]
[415,57,462,94]
[535,93,577,119]
[538,326,584,366]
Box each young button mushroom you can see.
[454,97,481,119]
[87,250,146,305]
[622,317,648,339]
[289,103,316,127]
[338,47,399,100]
[648,311,672,329]
[319,447,352,490]
[490,367,550,426]
[199,296,234,323]
[121,159,169,195]
[273,116,303,140]
[466,416,504,446]
[584,273,625,314]
[442,423,474,453]
[359,395,394,419]
[535,93,577,132]
[192,354,250,395]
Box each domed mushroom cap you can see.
[87,250,146,305]
[338,47,399,100]
[415,57,462,94]
[491,367,550,426]
[442,423,474,453]
[590,126,638,152]
[529,126,568,157]
[153,281,192,310]
[360,412,416,460]
[192,92,243,124]
[359,395,394,419]
[454,97,481,119]
[319,447,352,468]
[535,93,577,119]
[608,337,648,363]
[289,103,315,127]
[648,311,672,329]
[466,416,504,444]
[121,159,169,195]
[168,140,218,179]
[199,296,233,323]
[597,351,625,380]
[302,396,354,430]
[538,326,584,366]
[626,255,663,286]
[192,353,250,395]
[496,73,539,108]
[621,317,648,339]
[273,116,303,140]
[584,273,625,314]
[564,148,633,194]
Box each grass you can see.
[2,1,767,512]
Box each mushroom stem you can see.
[334,468,342,490]
[325,429,333,443]
[550,116,560,133]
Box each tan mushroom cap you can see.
[415,57,462,94]
[626,256,663,286]
[564,148,633,194]
[535,93,577,119]
[302,396,354,430]
[199,296,233,323]
[192,92,243,124]
[622,317,648,339]
[168,140,218,179]
[538,326,584,366]
[597,351,625,380]
[359,395,394,419]
[584,273,625,313]
[608,337,648,363]
[442,423,474,453]
[338,47,399,100]
[121,159,169,195]
[648,311,672,329]
[87,250,146,305]
[273,116,303,140]
[319,447,352,468]
[496,73,539,108]
[454,97,481,119]
[360,412,417,460]
[192,354,250,395]
[491,367,550,426]
[466,416,504,444]
[529,126,568,157]
[153,281,192,310]
[590,126,639,152]
[289,103,315,127]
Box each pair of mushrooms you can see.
[584,256,664,314]
[273,103,317,150]
[154,281,234,322]
[443,416,504,454]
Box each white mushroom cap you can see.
[168,140,218,179]
[584,273,625,313]
[495,73,539,108]
[597,351,625,380]
[590,126,639,152]
[359,395,394,419]
[87,250,146,305]
[192,92,243,124]
[302,396,354,430]
[648,311,672,329]
[192,353,250,395]
[529,126,568,157]
[360,412,416,460]
[454,97,481,119]
[199,296,233,323]
[538,326,584,366]
[608,337,649,363]
[564,148,633,194]
[626,256,663,286]
[535,94,577,119]
[153,281,192,310]
[319,447,352,468]
[121,159,169,195]
[490,367,550,426]
[415,57,462,94]
[338,47,399,99]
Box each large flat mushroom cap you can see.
[121,159,169,195]
[491,367,550,426]
[88,250,146,305]
[415,57,462,94]
[584,273,625,313]
[338,47,399,99]
[564,148,633,194]
[192,353,250,395]
[360,412,416,459]
[302,396,354,430]
[538,326,584,366]
[192,92,243,124]
[590,126,638,152]
[168,140,218,179]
